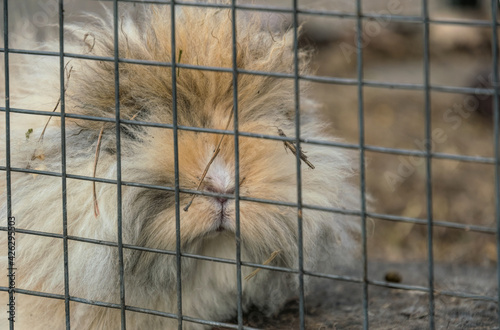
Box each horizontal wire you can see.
[0,226,427,278]
[0,262,495,303]
[0,107,496,166]
[0,286,260,329]
[95,0,497,27]
[0,224,496,286]
[0,48,495,96]
[0,165,495,234]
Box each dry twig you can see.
[27,62,74,169]
[277,128,315,170]
[92,109,144,217]
[37,62,74,143]
[244,250,281,281]
[184,109,234,211]
[92,126,105,217]
[177,49,183,77]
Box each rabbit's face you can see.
[140,114,300,255]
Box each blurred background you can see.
[246,0,497,267]
[1,0,498,328]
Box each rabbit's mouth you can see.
[215,211,225,231]
[214,209,232,232]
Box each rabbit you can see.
[0,3,360,329]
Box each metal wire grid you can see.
[0,0,498,329]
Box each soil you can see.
[217,262,498,329]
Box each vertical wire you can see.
[230,1,243,328]
[491,0,500,326]
[355,0,369,328]
[422,0,435,328]
[2,1,13,329]
[291,1,305,329]
[112,1,126,328]
[58,0,71,328]
[169,1,183,329]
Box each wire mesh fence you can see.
[0,0,498,329]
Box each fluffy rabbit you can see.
[0,4,360,329]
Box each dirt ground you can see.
[216,262,497,329]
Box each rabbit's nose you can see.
[205,185,234,205]
[217,196,228,205]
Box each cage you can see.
[0,0,498,329]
